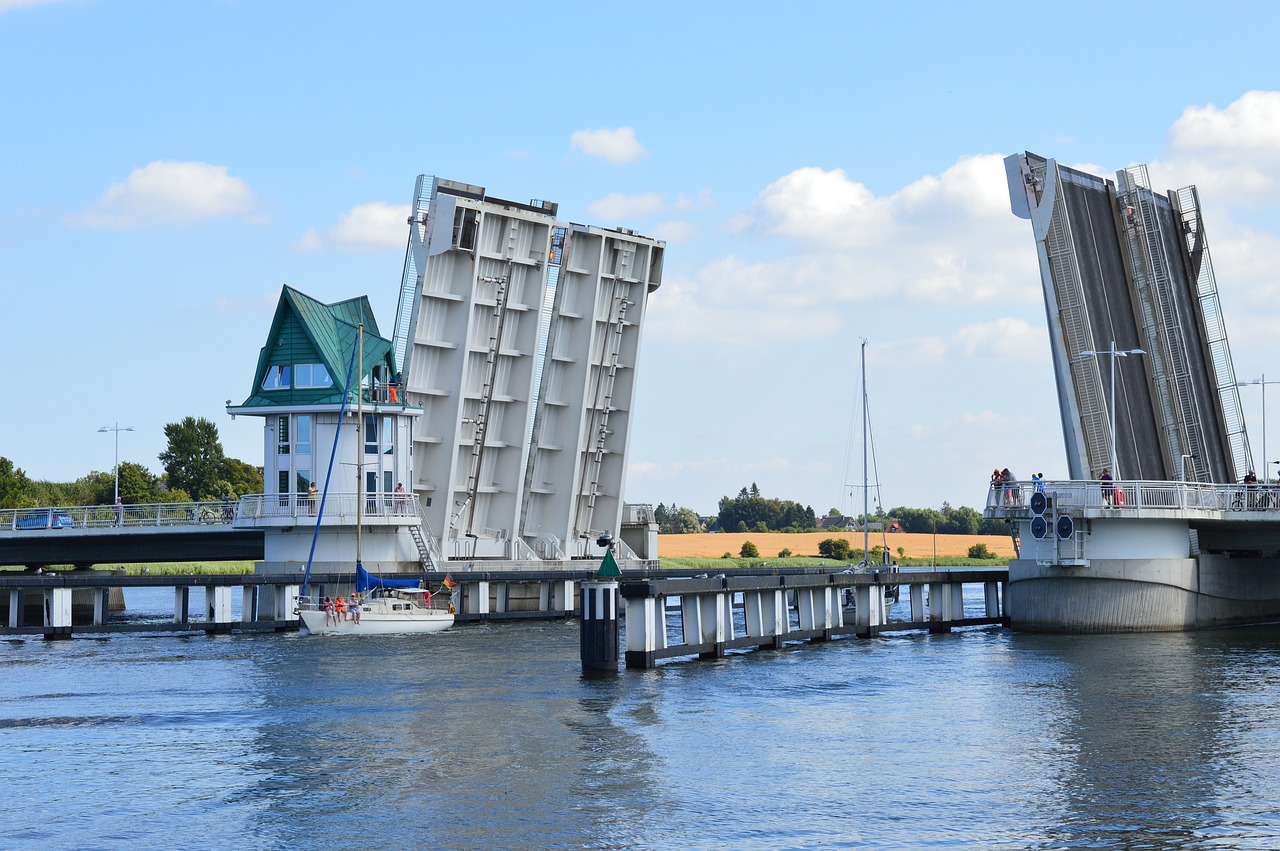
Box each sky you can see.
[4,0,1280,518]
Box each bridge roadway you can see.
[0,501,263,568]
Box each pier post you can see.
[552,579,575,615]
[580,580,619,673]
[277,584,300,622]
[206,586,233,632]
[743,588,786,649]
[984,581,1001,619]
[624,596,667,669]
[465,581,491,616]
[10,588,23,628]
[796,586,834,640]
[174,587,190,624]
[910,583,925,623]
[854,585,886,637]
[241,586,258,623]
[44,587,72,638]
[92,588,109,626]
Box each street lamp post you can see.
[1080,340,1146,481]
[1235,375,1280,482]
[98,423,134,504]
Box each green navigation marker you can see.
[596,549,621,577]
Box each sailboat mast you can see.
[861,338,870,564]
[356,323,364,565]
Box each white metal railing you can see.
[1,500,239,532]
[984,480,1280,518]
[236,492,421,524]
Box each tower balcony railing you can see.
[235,492,422,527]
[984,480,1280,520]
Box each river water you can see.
[3,587,1280,849]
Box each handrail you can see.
[2,500,239,532]
[984,479,1280,518]
[1,493,425,533]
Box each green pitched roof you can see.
[237,285,397,408]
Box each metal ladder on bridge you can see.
[1043,174,1110,474]
[1121,165,1200,479]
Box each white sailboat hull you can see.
[299,597,454,636]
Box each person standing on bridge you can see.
[114,497,123,527]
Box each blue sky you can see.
[5,0,1280,516]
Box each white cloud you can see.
[951,316,1044,358]
[587,191,664,221]
[0,0,66,13]
[296,201,410,252]
[71,161,259,229]
[1154,91,1280,204]
[650,220,697,243]
[645,154,1040,348]
[570,126,648,164]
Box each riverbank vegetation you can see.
[0,417,261,509]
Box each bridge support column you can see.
[9,588,21,628]
[44,587,72,638]
[174,587,190,624]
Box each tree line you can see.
[0,417,262,509]
[654,484,1007,535]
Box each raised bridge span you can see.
[1004,153,1250,486]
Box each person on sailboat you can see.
[323,597,336,627]
[334,594,347,621]
[349,594,361,625]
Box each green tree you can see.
[818,538,853,560]
[654,502,702,534]
[0,457,36,508]
[740,540,759,558]
[968,543,993,559]
[222,457,264,499]
[159,416,228,501]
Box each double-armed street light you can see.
[1235,375,1280,482]
[98,423,134,504]
[1080,340,1146,481]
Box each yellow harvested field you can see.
[657,531,1015,560]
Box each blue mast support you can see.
[299,327,361,598]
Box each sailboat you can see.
[842,339,900,612]
[296,322,454,636]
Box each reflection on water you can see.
[2,587,1280,849]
